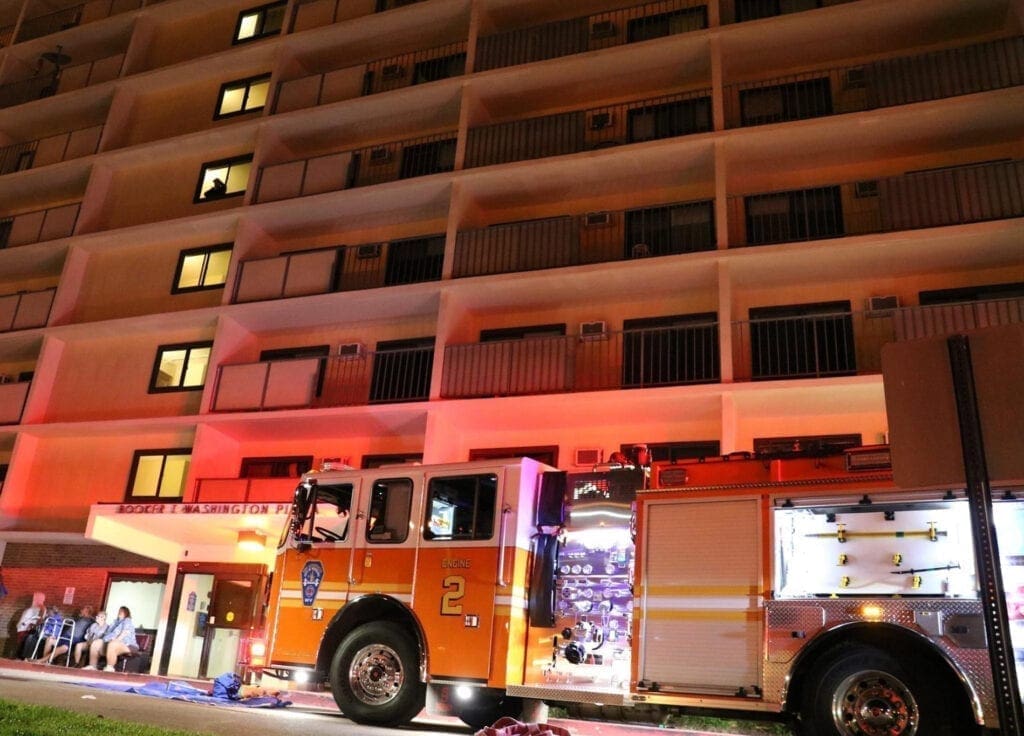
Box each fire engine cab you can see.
[250,447,1024,736]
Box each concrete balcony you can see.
[0,124,103,175]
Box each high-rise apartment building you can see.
[0,0,1020,677]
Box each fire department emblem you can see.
[300,561,324,606]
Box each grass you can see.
[0,699,211,736]
[660,712,792,734]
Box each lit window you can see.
[128,450,191,500]
[234,1,286,43]
[174,245,232,293]
[216,75,271,119]
[150,342,212,391]
[195,155,252,202]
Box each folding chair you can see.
[48,618,76,666]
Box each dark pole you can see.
[947,334,1023,735]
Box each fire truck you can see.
[249,446,1024,735]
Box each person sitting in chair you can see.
[83,606,137,671]
[35,605,94,664]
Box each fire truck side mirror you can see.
[291,481,315,535]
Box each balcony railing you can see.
[290,0,428,32]
[16,5,84,42]
[254,131,457,202]
[464,88,712,169]
[442,323,720,398]
[0,203,80,248]
[454,200,714,278]
[232,236,444,302]
[192,477,296,504]
[211,345,434,412]
[0,53,123,110]
[0,124,103,175]
[475,0,708,72]
[274,41,467,114]
[0,74,58,109]
[0,288,56,332]
[0,379,30,425]
[728,159,1024,247]
[725,36,1024,129]
[893,297,1024,342]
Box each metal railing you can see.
[232,237,444,303]
[454,200,714,278]
[893,297,1024,342]
[0,53,124,110]
[475,0,707,72]
[0,124,104,175]
[442,323,720,398]
[464,88,712,168]
[16,4,84,42]
[254,131,457,202]
[0,288,57,332]
[728,158,1024,247]
[211,345,434,412]
[723,0,857,24]
[192,477,296,504]
[725,36,1024,129]
[0,202,80,248]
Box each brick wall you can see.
[0,542,167,657]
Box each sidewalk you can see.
[0,657,747,736]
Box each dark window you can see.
[627,97,711,142]
[399,138,456,179]
[749,300,855,380]
[618,440,721,463]
[370,337,433,403]
[480,324,566,341]
[150,341,212,392]
[412,53,466,85]
[919,281,1024,305]
[366,478,413,543]
[740,77,833,126]
[424,474,497,540]
[240,456,313,478]
[627,6,708,42]
[215,74,271,118]
[735,0,822,22]
[0,218,11,249]
[309,483,354,543]
[127,449,191,501]
[625,200,715,257]
[385,235,444,286]
[0,463,8,484]
[234,1,285,43]
[622,313,720,387]
[173,244,232,293]
[744,186,843,245]
[753,434,862,458]
[361,453,423,469]
[194,155,253,202]
[469,446,559,466]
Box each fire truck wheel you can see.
[329,622,424,726]
[453,693,523,730]
[798,644,973,736]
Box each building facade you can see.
[0,0,1021,677]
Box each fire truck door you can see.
[639,497,763,693]
[348,476,417,603]
[413,472,504,680]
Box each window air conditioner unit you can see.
[584,211,611,227]
[356,243,382,259]
[575,447,603,466]
[865,295,899,317]
[338,342,365,359]
[382,64,405,80]
[590,20,616,39]
[579,321,607,340]
[844,67,867,90]
[589,112,613,130]
[369,147,392,164]
[855,180,879,198]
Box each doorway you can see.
[161,563,266,679]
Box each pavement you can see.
[0,657,741,736]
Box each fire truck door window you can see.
[366,478,412,543]
[424,474,498,540]
[312,483,353,542]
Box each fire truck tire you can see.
[329,622,425,726]
[798,644,974,736]
[453,693,523,730]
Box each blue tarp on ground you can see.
[85,679,291,708]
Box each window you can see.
[627,6,707,42]
[424,474,497,540]
[469,446,558,466]
[150,342,212,392]
[127,449,191,501]
[480,324,566,341]
[411,52,466,85]
[366,478,413,543]
[0,218,11,249]
[215,74,271,118]
[622,313,720,387]
[369,336,434,403]
[744,186,844,245]
[384,235,444,286]
[919,281,1024,305]
[194,155,253,203]
[311,483,354,542]
[240,456,312,477]
[234,1,285,43]
[618,440,720,462]
[398,138,456,179]
[625,201,715,257]
[735,0,822,22]
[749,300,855,380]
[740,78,833,126]
[361,453,423,469]
[173,244,232,293]
[627,97,711,142]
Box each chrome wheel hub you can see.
[832,669,918,736]
[348,643,404,705]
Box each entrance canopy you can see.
[87,500,291,564]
